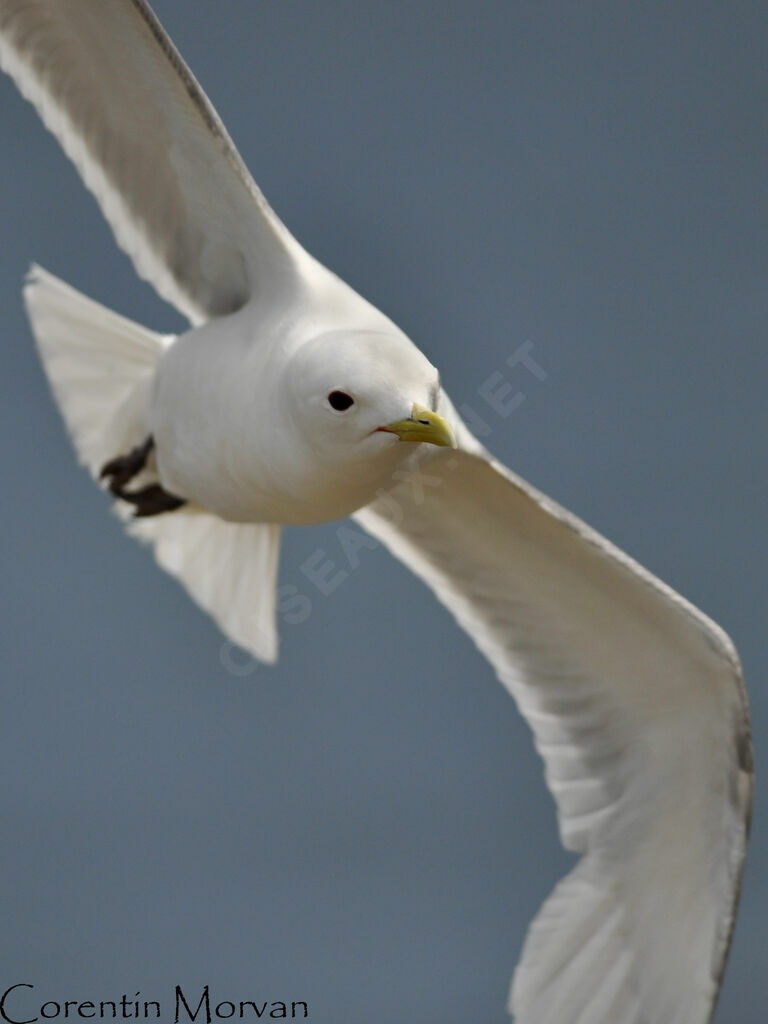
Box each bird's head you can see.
[285,329,456,466]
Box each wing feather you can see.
[354,417,752,1024]
[0,0,310,322]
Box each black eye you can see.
[327,390,354,411]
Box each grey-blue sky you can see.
[0,2,766,1022]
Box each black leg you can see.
[100,436,186,517]
[100,436,154,494]
[117,483,187,517]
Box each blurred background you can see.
[1,2,765,1021]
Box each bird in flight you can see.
[0,2,752,1022]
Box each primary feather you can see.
[355,421,752,1024]
[0,0,309,322]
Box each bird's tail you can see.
[23,264,281,664]
[24,263,166,473]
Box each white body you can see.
[151,281,434,524]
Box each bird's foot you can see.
[100,437,186,517]
[116,483,187,517]
[100,436,154,493]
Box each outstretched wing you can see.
[354,415,752,1024]
[0,0,310,322]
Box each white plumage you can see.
[0,3,752,1022]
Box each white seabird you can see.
[0,2,752,1022]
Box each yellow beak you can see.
[380,403,457,448]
